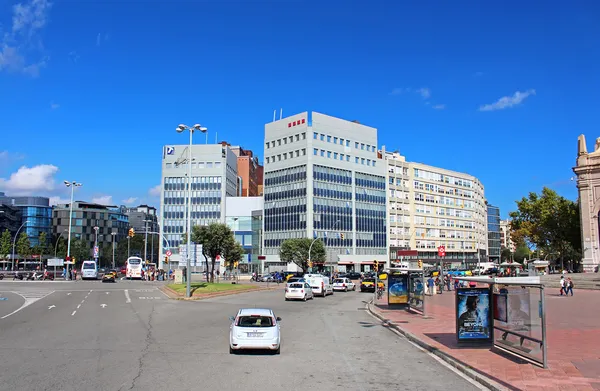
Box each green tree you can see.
[513,244,531,263]
[16,232,31,261]
[69,237,91,265]
[0,229,11,262]
[34,232,48,261]
[191,223,238,282]
[223,240,244,271]
[509,187,581,270]
[279,238,326,272]
[54,235,67,258]
[500,246,512,262]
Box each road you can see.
[0,280,485,391]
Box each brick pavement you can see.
[370,286,600,391]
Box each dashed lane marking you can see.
[124,289,131,303]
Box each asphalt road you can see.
[0,280,485,391]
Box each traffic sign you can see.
[166,250,172,257]
[437,245,446,257]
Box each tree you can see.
[513,244,531,263]
[16,232,31,261]
[500,247,512,262]
[223,240,244,271]
[34,232,48,262]
[191,223,238,282]
[279,238,326,272]
[54,235,67,258]
[510,187,581,270]
[69,237,91,265]
[0,229,11,262]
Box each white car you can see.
[229,308,281,354]
[333,277,356,292]
[285,282,314,301]
[303,274,334,297]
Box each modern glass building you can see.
[487,203,501,263]
[0,193,52,248]
[263,111,388,272]
[225,197,263,274]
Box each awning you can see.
[338,262,354,265]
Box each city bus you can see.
[126,256,144,279]
[81,260,98,280]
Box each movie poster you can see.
[493,293,508,322]
[388,274,408,304]
[409,273,424,310]
[506,287,531,331]
[456,288,491,341]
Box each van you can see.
[303,274,333,297]
[81,260,98,280]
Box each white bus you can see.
[126,256,144,279]
[81,260,98,280]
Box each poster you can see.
[456,288,491,341]
[493,293,508,322]
[506,287,531,331]
[388,274,408,304]
[409,273,424,310]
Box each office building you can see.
[263,111,388,272]
[125,205,159,235]
[500,219,515,253]
[0,203,22,238]
[487,203,501,263]
[229,145,263,197]
[0,192,52,248]
[52,202,129,257]
[159,142,239,268]
[225,196,263,274]
[383,152,487,265]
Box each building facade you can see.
[125,205,159,235]
[487,203,501,263]
[263,111,388,272]
[500,219,515,252]
[225,196,263,274]
[0,203,22,245]
[159,142,239,268]
[230,145,263,197]
[0,193,52,248]
[384,152,488,265]
[52,202,129,257]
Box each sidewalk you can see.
[370,288,600,391]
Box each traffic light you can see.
[418,259,423,269]
[374,260,379,271]
[128,228,135,237]
[340,233,345,240]
[164,256,169,264]
[308,260,313,268]
[234,261,239,268]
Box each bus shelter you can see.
[376,268,426,315]
[454,276,547,368]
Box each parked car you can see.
[333,277,356,292]
[303,274,333,297]
[285,282,314,301]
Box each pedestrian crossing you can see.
[13,290,54,300]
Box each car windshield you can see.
[362,278,375,283]
[236,316,274,328]
[83,263,95,269]
[128,259,141,265]
[289,283,303,288]
[334,279,344,283]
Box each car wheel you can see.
[303,295,307,301]
[274,346,280,355]
[285,298,289,301]
[353,285,356,291]
[229,346,235,354]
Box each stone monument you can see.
[573,134,600,272]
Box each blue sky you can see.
[1,0,598,217]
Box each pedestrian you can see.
[559,275,565,296]
[427,276,435,295]
[445,275,451,291]
[566,278,574,296]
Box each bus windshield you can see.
[83,262,96,269]
[128,259,141,265]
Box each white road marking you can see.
[77,304,81,309]
[100,304,107,308]
[48,305,56,310]
[1,291,55,320]
[124,289,131,303]
[71,311,76,316]
[67,293,72,296]
[106,292,110,294]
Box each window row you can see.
[313,148,377,167]
[163,197,222,205]
[356,172,386,190]
[313,165,352,184]
[413,169,476,189]
[265,148,307,164]
[265,131,306,149]
[165,161,222,170]
[264,165,307,186]
[312,132,377,153]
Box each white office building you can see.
[383,151,487,265]
[263,111,388,273]
[159,143,239,268]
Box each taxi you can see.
[102,271,117,283]
[360,278,376,292]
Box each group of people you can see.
[559,275,574,296]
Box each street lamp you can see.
[93,226,99,266]
[64,180,82,280]
[111,232,117,269]
[11,220,32,270]
[176,123,207,298]
[54,229,69,257]
[143,219,151,265]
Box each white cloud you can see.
[416,87,431,99]
[91,195,113,205]
[50,101,59,110]
[389,87,410,96]
[432,104,446,110]
[149,185,161,197]
[122,197,138,205]
[48,195,70,206]
[0,164,58,195]
[0,0,52,77]
[479,89,536,112]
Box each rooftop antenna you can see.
[280,108,283,120]
[273,110,276,122]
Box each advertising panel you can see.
[408,272,424,310]
[493,293,508,322]
[456,287,492,342]
[496,287,531,332]
[387,273,408,305]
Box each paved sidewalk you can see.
[370,287,600,391]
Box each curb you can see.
[159,285,280,301]
[367,302,511,391]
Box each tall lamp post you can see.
[93,226,99,266]
[176,123,207,298]
[127,235,131,257]
[111,232,117,269]
[64,180,82,280]
[11,220,32,270]
[143,219,151,265]
[54,229,68,257]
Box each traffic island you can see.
[161,282,280,300]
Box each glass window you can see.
[327,151,331,158]
[355,142,359,148]
[355,157,359,163]
[313,132,318,139]
[313,148,318,155]
[334,152,338,159]
[214,162,221,168]
[346,140,350,147]
[302,132,306,139]
[361,143,365,150]
[295,134,300,141]
[166,163,172,168]
[327,135,331,142]
[278,139,281,146]
[198,162,205,169]
[207,162,213,168]
[320,150,325,157]
[302,148,306,155]
[334,137,338,144]
[320,134,325,141]
[346,155,350,161]
[340,138,344,145]
[266,142,270,149]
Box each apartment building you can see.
[229,145,263,197]
[263,111,388,272]
[384,151,487,265]
[487,203,501,263]
[500,219,515,252]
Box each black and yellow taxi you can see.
[102,270,117,283]
[360,277,376,292]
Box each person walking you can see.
[559,275,566,296]
[565,277,574,296]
